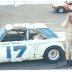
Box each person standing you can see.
[62,12,72,67]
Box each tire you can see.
[43,45,65,63]
[57,7,65,13]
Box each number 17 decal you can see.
[7,46,26,58]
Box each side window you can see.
[29,29,46,40]
[1,30,27,42]
[29,29,38,40]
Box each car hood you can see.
[55,31,65,41]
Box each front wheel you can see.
[43,45,65,63]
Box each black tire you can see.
[43,45,65,63]
[57,7,65,13]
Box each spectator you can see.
[62,12,72,67]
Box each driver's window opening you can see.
[29,29,46,40]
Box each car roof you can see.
[12,23,58,38]
[4,23,58,38]
[12,23,48,29]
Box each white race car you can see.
[0,23,65,63]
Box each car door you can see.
[0,29,30,62]
[0,28,12,62]
[27,28,58,59]
[27,29,46,59]
[10,41,30,62]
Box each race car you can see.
[0,23,65,63]
[52,1,72,13]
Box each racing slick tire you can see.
[57,7,65,13]
[43,45,65,63]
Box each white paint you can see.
[27,23,48,28]
[5,24,13,31]
[55,32,65,40]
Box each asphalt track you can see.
[0,4,67,26]
[0,4,70,70]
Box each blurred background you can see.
[0,0,69,27]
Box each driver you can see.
[33,32,45,40]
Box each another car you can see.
[0,23,65,63]
[52,1,72,13]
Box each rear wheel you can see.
[57,7,65,13]
[43,45,65,63]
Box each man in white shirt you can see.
[62,12,72,67]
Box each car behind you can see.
[52,1,72,13]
